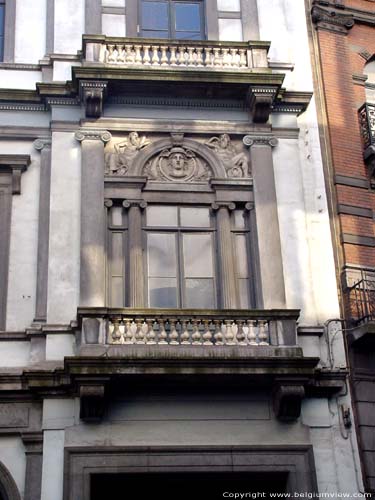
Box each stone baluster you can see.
[116,44,125,63]
[123,319,133,344]
[123,200,147,307]
[187,47,195,66]
[143,45,151,65]
[111,317,122,344]
[203,319,213,345]
[224,320,235,345]
[212,202,237,308]
[33,137,52,323]
[169,318,179,344]
[239,49,247,67]
[236,320,246,345]
[160,45,168,65]
[243,136,286,308]
[125,44,133,63]
[158,319,168,344]
[170,46,177,66]
[258,320,269,345]
[151,46,160,65]
[247,320,257,345]
[214,320,224,345]
[134,45,142,64]
[196,47,204,67]
[135,318,145,344]
[178,47,187,66]
[107,44,116,63]
[222,48,230,66]
[191,319,202,344]
[146,319,156,344]
[204,47,213,67]
[213,47,221,66]
[230,49,238,67]
[180,320,190,344]
[75,130,112,307]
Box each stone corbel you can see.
[247,87,278,123]
[79,80,108,118]
[0,155,31,194]
[79,379,108,422]
[311,3,354,34]
[273,380,306,422]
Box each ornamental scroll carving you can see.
[205,134,250,178]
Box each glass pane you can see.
[142,1,169,30]
[234,234,249,278]
[185,279,215,308]
[174,3,200,31]
[234,210,246,229]
[238,279,250,309]
[147,206,178,227]
[111,277,124,308]
[175,31,201,40]
[180,207,210,227]
[149,277,177,307]
[147,233,177,277]
[141,30,169,38]
[217,0,240,11]
[183,234,213,278]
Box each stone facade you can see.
[0,0,367,499]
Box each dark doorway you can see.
[91,471,287,500]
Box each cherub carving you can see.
[205,133,250,178]
[105,132,150,175]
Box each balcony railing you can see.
[358,102,375,150]
[83,35,270,71]
[77,308,299,348]
[346,270,375,325]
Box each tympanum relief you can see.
[104,132,251,180]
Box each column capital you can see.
[243,135,278,148]
[74,129,112,143]
[33,137,52,151]
[104,199,114,208]
[211,202,236,211]
[122,199,147,209]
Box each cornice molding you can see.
[0,155,31,194]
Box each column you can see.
[123,200,147,307]
[75,130,112,307]
[22,432,43,500]
[212,202,237,309]
[33,138,52,323]
[243,135,286,309]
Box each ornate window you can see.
[139,0,205,39]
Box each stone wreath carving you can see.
[105,131,150,175]
[144,146,212,182]
[205,133,250,178]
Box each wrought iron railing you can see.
[358,102,375,150]
[346,270,375,324]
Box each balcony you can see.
[358,102,375,179]
[346,269,375,347]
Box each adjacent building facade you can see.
[310,0,375,493]
[0,0,368,499]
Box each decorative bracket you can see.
[0,155,31,194]
[79,80,108,118]
[79,379,108,422]
[247,86,278,123]
[311,3,354,34]
[273,380,306,421]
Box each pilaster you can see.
[22,432,44,500]
[75,130,112,307]
[212,202,237,309]
[33,138,52,323]
[243,135,286,309]
[123,200,147,307]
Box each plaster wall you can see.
[0,111,50,128]
[41,430,65,500]
[45,334,76,360]
[0,437,26,499]
[0,141,40,331]
[47,132,81,324]
[0,70,43,90]
[54,0,85,54]
[14,0,47,64]
[0,342,30,367]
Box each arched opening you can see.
[0,462,21,500]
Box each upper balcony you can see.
[358,102,375,180]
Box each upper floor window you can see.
[140,0,205,39]
[0,0,5,61]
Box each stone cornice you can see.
[243,135,278,148]
[0,155,31,194]
[312,1,375,27]
[310,1,375,34]
[74,130,112,143]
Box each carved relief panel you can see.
[104,132,251,181]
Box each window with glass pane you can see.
[145,206,215,308]
[140,0,205,39]
[0,0,5,61]
[232,209,254,309]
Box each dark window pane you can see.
[185,278,215,308]
[175,3,200,31]
[142,1,169,30]
[175,31,202,39]
[149,277,178,307]
[141,30,169,38]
